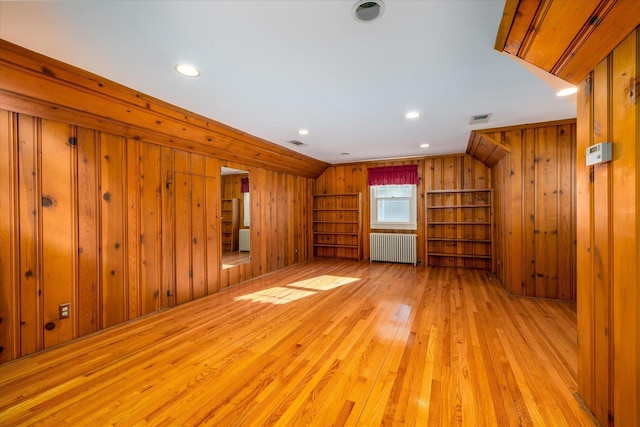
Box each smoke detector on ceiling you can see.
[352,0,385,23]
[470,113,492,125]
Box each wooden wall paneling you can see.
[40,119,76,348]
[291,177,300,264]
[250,168,264,279]
[522,129,537,298]
[534,126,559,298]
[591,58,611,427]
[17,114,40,356]
[126,139,140,320]
[277,172,286,268]
[0,110,18,363]
[190,155,207,301]
[575,28,639,426]
[610,29,638,426]
[100,132,127,328]
[76,127,100,336]
[488,122,576,301]
[498,148,512,289]
[576,71,595,411]
[139,142,162,314]
[160,147,175,308]
[204,157,220,295]
[557,124,575,301]
[173,152,192,305]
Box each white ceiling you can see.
[0,0,576,165]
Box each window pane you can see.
[377,199,410,222]
[376,185,412,198]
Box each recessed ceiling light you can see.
[405,111,420,119]
[557,87,578,96]
[175,64,200,77]
[420,143,430,148]
[297,129,310,135]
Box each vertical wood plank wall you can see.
[487,121,577,301]
[576,28,639,427]
[0,110,315,363]
[314,155,492,265]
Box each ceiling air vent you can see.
[287,140,308,147]
[470,113,492,125]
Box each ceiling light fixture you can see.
[420,143,430,148]
[556,87,578,96]
[405,111,420,119]
[352,0,385,23]
[175,64,200,77]
[297,129,310,135]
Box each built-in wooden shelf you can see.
[426,189,494,271]
[312,193,362,260]
[221,198,240,252]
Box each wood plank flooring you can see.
[0,259,596,426]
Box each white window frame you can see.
[243,192,250,227]
[370,184,417,230]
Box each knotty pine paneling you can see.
[424,155,493,270]
[0,110,18,363]
[495,0,640,84]
[486,121,576,301]
[576,28,639,427]
[315,155,492,266]
[0,110,316,363]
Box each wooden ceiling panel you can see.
[520,0,602,71]
[554,0,640,82]
[496,0,640,84]
[466,131,510,168]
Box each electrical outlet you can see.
[59,303,70,319]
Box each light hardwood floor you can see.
[0,259,596,426]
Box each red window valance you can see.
[368,165,419,186]
[241,177,249,193]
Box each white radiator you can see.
[369,233,417,265]
[239,229,250,252]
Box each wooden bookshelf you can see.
[312,193,362,260]
[221,198,240,252]
[426,189,493,271]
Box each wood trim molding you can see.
[0,39,329,178]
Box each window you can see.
[370,184,417,230]
[243,192,250,227]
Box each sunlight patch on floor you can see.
[287,275,360,291]
[234,286,317,304]
[234,275,360,305]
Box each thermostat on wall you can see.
[586,142,612,166]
